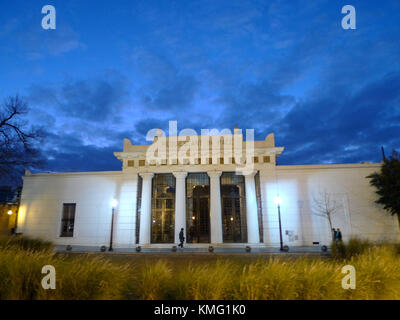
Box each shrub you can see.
[331,237,372,260]
[122,260,173,300]
[50,254,130,300]
[0,248,57,299]
[180,261,238,300]
[343,246,400,300]
[1,239,400,300]
[0,236,53,252]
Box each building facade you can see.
[16,132,400,249]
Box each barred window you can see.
[127,160,134,167]
[220,172,247,243]
[151,174,176,243]
[135,175,143,244]
[60,203,76,237]
[255,171,263,243]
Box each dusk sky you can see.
[1,0,399,173]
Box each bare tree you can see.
[312,189,341,241]
[0,95,44,182]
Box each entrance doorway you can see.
[151,173,176,243]
[220,173,248,243]
[186,173,210,243]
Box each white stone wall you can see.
[17,163,400,248]
[260,164,400,246]
[17,172,139,247]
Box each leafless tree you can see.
[0,95,44,182]
[312,189,341,241]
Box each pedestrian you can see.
[178,228,185,248]
[332,228,337,242]
[337,228,342,242]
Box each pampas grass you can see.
[0,236,399,300]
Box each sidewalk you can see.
[55,244,329,254]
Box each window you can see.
[263,156,270,163]
[139,160,145,166]
[135,175,143,244]
[60,203,76,237]
[151,174,176,243]
[253,156,259,163]
[186,173,210,243]
[127,160,134,167]
[220,173,247,243]
[255,171,263,243]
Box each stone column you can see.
[139,173,154,244]
[208,171,223,244]
[173,172,187,244]
[244,171,260,243]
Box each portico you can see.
[114,130,283,246]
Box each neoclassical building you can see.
[16,131,399,249]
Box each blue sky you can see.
[1,0,399,172]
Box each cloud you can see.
[28,72,130,122]
[274,71,400,164]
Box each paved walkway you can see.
[55,245,329,254]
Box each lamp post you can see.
[109,199,118,252]
[274,196,284,251]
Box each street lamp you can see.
[274,196,284,251]
[109,199,118,251]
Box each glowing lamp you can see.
[110,199,118,208]
[7,210,12,215]
[274,196,282,206]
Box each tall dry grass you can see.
[0,236,53,252]
[0,236,399,300]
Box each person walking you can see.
[337,228,343,242]
[178,228,185,248]
[332,228,337,242]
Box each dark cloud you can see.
[37,131,121,173]
[274,71,400,165]
[28,72,130,122]
[141,74,199,111]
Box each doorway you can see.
[186,173,210,243]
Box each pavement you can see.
[54,244,329,254]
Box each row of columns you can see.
[138,171,260,245]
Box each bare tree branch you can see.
[0,95,45,184]
[312,189,341,241]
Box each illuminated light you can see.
[110,199,118,208]
[274,196,282,206]
[153,220,156,223]
[230,217,234,221]
[192,216,196,220]
[7,210,12,215]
